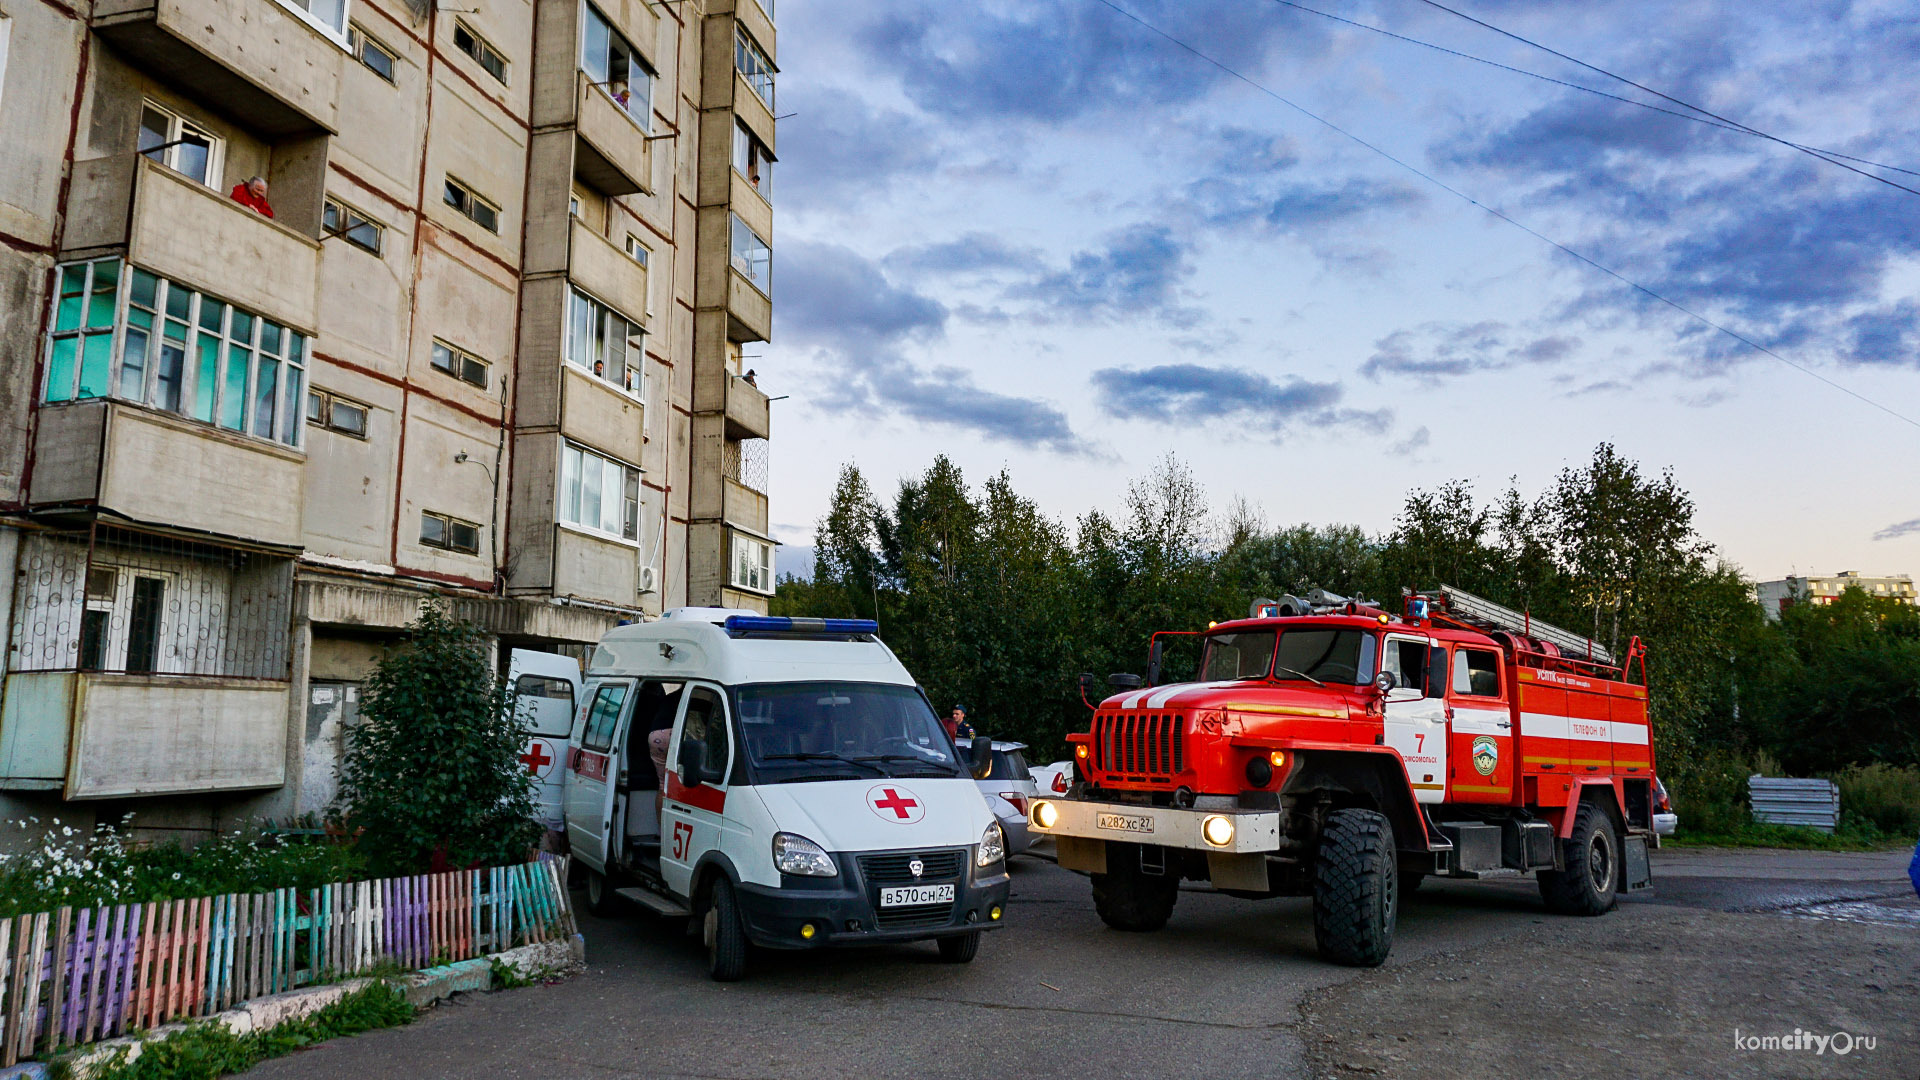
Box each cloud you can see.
[1091,363,1384,440]
[1390,426,1431,458]
[884,233,1047,278]
[1843,301,1920,367]
[1873,518,1920,542]
[1026,224,1202,327]
[776,87,942,207]
[776,242,1088,454]
[1363,323,1582,383]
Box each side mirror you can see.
[1147,639,1166,686]
[1109,673,1144,691]
[968,736,993,779]
[676,739,706,787]
[1077,672,1097,697]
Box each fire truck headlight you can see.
[1032,800,1060,830]
[1202,815,1235,847]
[978,822,1006,867]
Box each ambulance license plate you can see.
[880,884,954,907]
[1098,812,1154,833]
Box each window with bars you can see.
[43,258,306,448]
[565,288,645,398]
[559,442,639,542]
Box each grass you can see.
[75,982,415,1080]
[1664,819,1910,852]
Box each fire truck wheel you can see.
[1091,845,1179,931]
[937,931,981,963]
[704,878,749,981]
[1539,801,1620,916]
[584,868,622,917]
[1313,808,1398,967]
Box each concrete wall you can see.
[68,674,289,797]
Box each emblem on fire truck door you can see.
[1471,736,1499,776]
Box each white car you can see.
[956,739,1040,857]
[562,610,1011,980]
[1654,776,1678,837]
[1030,759,1075,798]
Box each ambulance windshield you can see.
[733,682,965,782]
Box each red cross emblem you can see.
[520,740,555,778]
[867,785,924,823]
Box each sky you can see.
[753,0,1920,584]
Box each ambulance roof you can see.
[586,608,918,689]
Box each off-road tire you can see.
[704,878,749,981]
[1313,808,1398,967]
[1539,801,1619,915]
[937,931,981,963]
[1091,844,1179,932]
[584,868,621,917]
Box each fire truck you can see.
[1027,585,1658,966]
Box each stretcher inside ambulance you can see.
[563,609,1010,980]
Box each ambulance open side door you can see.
[564,678,635,872]
[507,649,583,834]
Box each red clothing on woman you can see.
[230,183,274,218]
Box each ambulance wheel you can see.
[704,878,749,982]
[1313,808,1398,968]
[1539,801,1619,916]
[584,868,621,917]
[1091,844,1178,932]
[937,931,980,963]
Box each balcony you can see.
[64,156,322,333]
[32,400,307,548]
[573,72,652,196]
[92,0,343,136]
[560,363,645,464]
[728,267,772,342]
[723,476,767,533]
[568,216,648,326]
[724,372,769,440]
[551,527,641,606]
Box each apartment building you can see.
[0,0,777,835]
[1754,571,1917,620]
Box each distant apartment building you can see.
[0,0,777,835]
[1754,571,1916,620]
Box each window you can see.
[44,258,306,447]
[443,176,500,232]
[430,340,489,388]
[306,389,369,437]
[729,533,773,594]
[454,21,508,83]
[734,26,774,109]
[1199,631,1275,681]
[348,24,396,81]
[76,567,166,674]
[1452,649,1502,697]
[728,214,770,296]
[1382,638,1432,696]
[559,443,640,541]
[580,682,629,751]
[322,197,384,254]
[137,102,222,188]
[679,686,730,784]
[1273,629,1376,686]
[514,674,578,737]
[581,3,652,130]
[565,288,645,397]
[421,510,482,554]
[0,17,12,115]
[569,195,580,217]
[731,122,773,201]
[275,0,348,39]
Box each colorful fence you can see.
[0,859,572,1064]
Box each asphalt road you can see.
[246,845,1919,1080]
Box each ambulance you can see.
[562,609,1011,980]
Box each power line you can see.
[1407,0,1920,198]
[1084,0,1920,432]
[1264,0,1919,180]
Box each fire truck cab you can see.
[1029,586,1657,967]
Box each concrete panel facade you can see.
[67,674,289,797]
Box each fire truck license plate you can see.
[1097,812,1154,834]
[880,884,955,907]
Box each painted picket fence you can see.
[0,858,572,1064]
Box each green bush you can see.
[0,822,364,919]
[85,982,414,1080]
[1828,763,1920,838]
[331,602,538,875]
[1662,751,1756,836]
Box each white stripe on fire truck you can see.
[1519,712,1648,746]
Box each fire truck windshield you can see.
[1199,631,1277,681]
[1273,629,1376,686]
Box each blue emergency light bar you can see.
[723,615,880,637]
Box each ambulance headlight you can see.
[1032,800,1060,830]
[772,833,837,877]
[1202,815,1235,847]
[977,822,1006,867]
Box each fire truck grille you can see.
[1093,712,1187,780]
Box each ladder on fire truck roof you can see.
[1425,584,1616,668]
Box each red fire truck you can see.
[1027,585,1658,966]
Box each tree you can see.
[332,603,537,874]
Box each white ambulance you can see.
[562,609,1011,980]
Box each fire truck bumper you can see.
[1027,798,1282,855]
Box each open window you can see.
[581,3,653,130]
[139,102,222,189]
